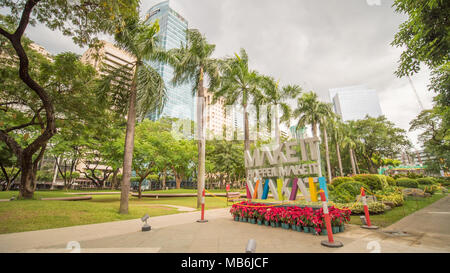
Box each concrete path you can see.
[1,195,449,253]
[0,208,229,253]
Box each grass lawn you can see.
[349,193,447,227]
[0,190,231,234]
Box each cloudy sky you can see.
[8,0,435,149]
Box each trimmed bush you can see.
[353,174,388,191]
[416,177,436,185]
[331,181,370,203]
[386,176,396,186]
[335,201,386,215]
[396,178,419,188]
[331,177,355,187]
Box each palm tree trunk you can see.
[275,104,280,144]
[243,103,250,151]
[196,67,206,208]
[323,126,332,182]
[312,122,322,177]
[354,152,361,174]
[349,148,357,175]
[119,66,139,214]
[336,142,343,176]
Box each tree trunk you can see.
[243,103,250,151]
[349,148,357,175]
[354,152,360,174]
[138,179,143,199]
[162,167,166,189]
[274,104,280,144]
[336,142,343,176]
[111,168,120,190]
[196,66,206,208]
[119,65,139,214]
[175,175,182,189]
[323,126,332,182]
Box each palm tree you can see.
[262,76,302,144]
[293,91,333,180]
[167,29,220,208]
[329,118,345,176]
[103,18,167,214]
[318,104,337,182]
[342,122,358,175]
[214,48,262,151]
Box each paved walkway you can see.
[1,195,449,253]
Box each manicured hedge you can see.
[396,178,419,188]
[335,201,386,215]
[331,181,369,203]
[331,177,355,187]
[416,177,436,185]
[353,174,388,191]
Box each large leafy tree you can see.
[392,0,449,138]
[410,108,449,174]
[352,116,412,173]
[104,17,168,214]
[167,29,220,208]
[0,0,138,199]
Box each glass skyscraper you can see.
[329,85,383,121]
[145,1,195,121]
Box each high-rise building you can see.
[204,88,232,138]
[145,1,195,121]
[329,85,383,121]
[81,40,136,76]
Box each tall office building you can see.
[145,1,195,121]
[329,85,383,121]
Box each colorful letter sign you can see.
[245,138,327,201]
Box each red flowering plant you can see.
[264,209,272,222]
[254,207,267,221]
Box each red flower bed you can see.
[229,201,351,234]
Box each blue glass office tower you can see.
[145,1,195,121]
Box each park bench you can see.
[226,191,244,206]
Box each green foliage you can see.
[331,181,369,203]
[335,201,386,215]
[386,176,396,186]
[417,177,437,185]
[36,170,53,182]
[331,177,354,187]
[423,185,438,195]
[396,178,419,188]
[353,174,388,191]
[349,116,412,173]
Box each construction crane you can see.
[408,75,424,111]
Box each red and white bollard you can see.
[360,187,378,229]
[197,188,208,223]
[319,190,343,248]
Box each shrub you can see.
[353,174,388,191]
[417,177,436,185]
[335,201,386,215]
[386,176,396,186]
[396,178,419,188]
[331,177,355,187]
[331,181,370,203]
[376,187,404,206]
[424,185,438,195]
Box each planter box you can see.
[296,225,302,232]
[340,225,345,232]
[264,220,270,226]
[303,227,310,233]
[257,220,262,225]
